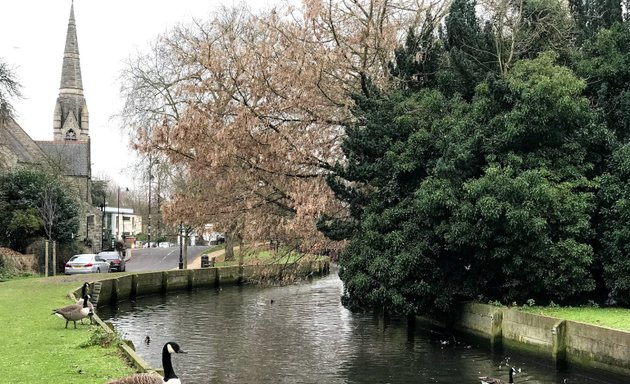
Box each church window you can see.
[65,129,77,141]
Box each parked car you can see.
[158,242,174,248]
[64,254,110,275]
[98,250,126,272]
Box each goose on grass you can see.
[106,342,187,384]
[52,293,93,329]
[480,366,519,384]
[76,282,95,323]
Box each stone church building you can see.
[0,3,103,250]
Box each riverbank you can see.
[0,275,133,383]
[438,302,630,377]
[6,266,630,382]
[520,305,630,331]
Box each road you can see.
[125,245,209,272]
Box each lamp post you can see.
[148,153,152,248]
[99,196,107,250]
[179,221,183,269]
[117,187,120,241]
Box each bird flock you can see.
[52,282,186,383]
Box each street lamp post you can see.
[179,221,183,269]
[117,187,120,241]
[148,153,152,248]
[99,196,107,251]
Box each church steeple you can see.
[53,1,89,142]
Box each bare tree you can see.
[0,57,21,122]
[121,1,440,254]
[479,0,574,75]
[37,187,60,242]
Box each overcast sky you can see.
[1,0,282,189]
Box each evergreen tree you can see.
[569,0,623,40]
[390,13,443,92]
[326,53,603,316]
[443,0,496,98]
[0,169,80,252]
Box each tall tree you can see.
[328,53,603,316]
[569,0,623,40]
[121,1,438,253]
[444,0,574,96]
[0,169,79,252]
[575,23,630,142]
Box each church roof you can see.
[37,140,90,177]
[59,2,83,91]
[0,117,47,167]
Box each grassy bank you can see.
[519,305,630,331]
[0,275,132,383]
[213,248,319,267]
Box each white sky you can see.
[1,0,282,190]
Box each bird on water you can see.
[106,341,187,384]
[479,366,519,384]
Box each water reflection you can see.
[102,272,629,383]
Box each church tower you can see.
[53,1,89,142]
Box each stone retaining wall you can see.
[447,303,630,376]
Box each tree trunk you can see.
[238,236,244,267]
[225,231,235,262]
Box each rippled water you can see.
[102,271,629,383]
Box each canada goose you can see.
[106,341,187,384]
[52,293,93,329]
[76,282,95,323]
[480,367,518,384]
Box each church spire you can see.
[60,1,83,92]
[54,0,89,142]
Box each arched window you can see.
[65,129,77,141]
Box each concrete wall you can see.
[454,302,502,344]
[445,303,630,376]
[565,320,630,375]
[73,260,330,307]
[501,309,564,359]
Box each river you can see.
[101,271,629,383]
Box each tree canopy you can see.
[0,169,79,252]
[120,0,630,315]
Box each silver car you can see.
[64,253,110,275]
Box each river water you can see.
[102,271,629,383]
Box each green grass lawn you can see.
[520,305,630,331]
[0,275,133,383]
[214,248,321,267]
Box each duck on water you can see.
[107,342,187,384]
[480,366,520,384]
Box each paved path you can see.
[125,246,209,272]
[187,247,226,269]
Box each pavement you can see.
[122,246,226,271]
[187,248,226,269]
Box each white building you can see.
[102,206,142,245]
